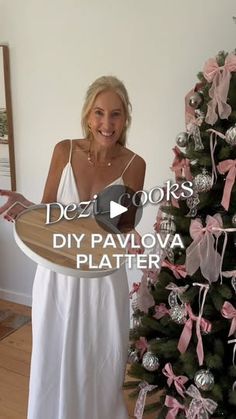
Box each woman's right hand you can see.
[0,190,33,222]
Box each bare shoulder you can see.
[52,138,88,166]
[133,153,146,170]
[123,147,146,170]
[53,139,71,164]
[121,147,146,190]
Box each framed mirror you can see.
[0,45,16,191]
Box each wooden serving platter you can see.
[14,204,126,278]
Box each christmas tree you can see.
[126,50,236,418]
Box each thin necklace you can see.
[87,140,113,167]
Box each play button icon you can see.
[110,200,128,219]
[94,184,143,233]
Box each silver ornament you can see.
[176,132,188,148]
[232,213,236,226]
[160,217,176,234]
[128,349,139,364]
[168,290,179,307]
[165,247,175,264]
[193,169,212,193]
[232,214,236,249]
[142,351,160,371]
[131,295,140,312]
[189,92,204,109]
[225,125,236,146]
[160,214,176,262]
[169,305,187,324]
[195,109,205,120]
[133,316,142,329]
[187,120,204,151]
[186,191,200,217]
[231,277,236,293]
[168,288,187,324]
[194,369,214,391]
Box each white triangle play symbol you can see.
[110,201,128,219]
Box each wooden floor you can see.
[0,300,31,419]
[0,299,159,419]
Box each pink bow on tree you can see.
[221,301,236,336]
[135,336,148,357]
[162,259,187,279]
[171,146,193,181]
[165,395,187,419]
[203,52,236,125]
[186,385,218,419]
[162,363,188,397]
[129,282,141,298]
[217,159,236,211]
[185,214,223,283]
[178,304,211,366]
[153,303,169,319]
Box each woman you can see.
[0,76,146,419]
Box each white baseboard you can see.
[0,288,32,307]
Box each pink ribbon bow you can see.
[129,282,141,298]
[162,260,187,279]
[135,337,148,357]
[186,385,218,419]
[134,381,158,419]
[153,303,169,319]
[217,159,236,211]
[162,363,188,397]
[165,395,187,419]
[185,214,223,283]
[178,304,211,366]
[203,52,236,125]
[171,146,192,181]
[221,301,236,336]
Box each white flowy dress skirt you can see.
[27,152,130,419]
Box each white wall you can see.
[0,0,236,305]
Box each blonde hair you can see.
[81,76,132,146]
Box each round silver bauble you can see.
[194,369,214,391]
[189,92,204,109]
[127,349,139,364]
[193,169,212,193]
[169,305,187,324]
[142,351,160,372]
[225,125,236,146]
[176,132,188,148]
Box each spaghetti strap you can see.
[121,154,136,177]
[68,139,73,163]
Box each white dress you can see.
[27,142,136,419]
